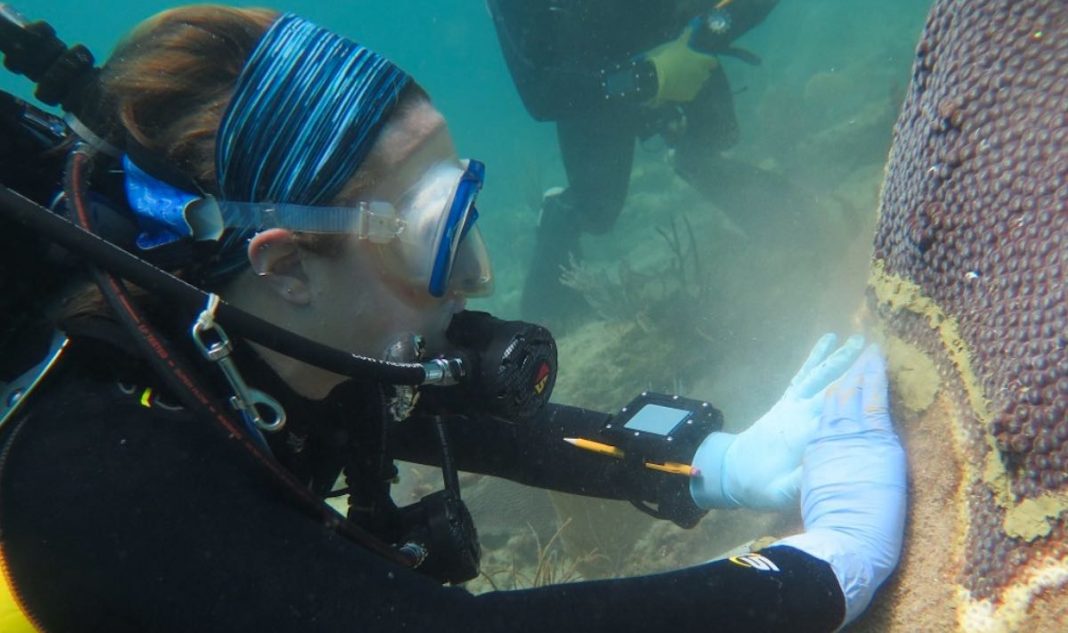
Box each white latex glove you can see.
[775,345,907,627]
[690,333,864,509]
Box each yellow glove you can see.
[643,23,719,107]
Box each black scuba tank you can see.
[0,91,72,352]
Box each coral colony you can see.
[869,0,1067,628]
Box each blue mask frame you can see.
[428,159,484,297]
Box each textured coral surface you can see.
[868,0,1067,629]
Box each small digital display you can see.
[623,404,690,436]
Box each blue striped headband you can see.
[123,14,412,283]
[182,13,412,281]
[216,13,412,206]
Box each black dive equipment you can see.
[0,92,70,350]
[348,310,558,583]
[0,4,119,153]
[603,391,722,526]
[394,416,481,584]
[602,391,721,463]
[0,5,558,584]
[441,310,557,422]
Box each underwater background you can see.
[5,0,935,589]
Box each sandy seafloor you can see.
[6,0,935,605]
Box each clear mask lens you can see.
[447,226,494,297]
[388,159,492,298]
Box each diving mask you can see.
[377,159,493,298]
[124,157,494,298]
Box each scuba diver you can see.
[0,5,905,632]
[488,0,812,323]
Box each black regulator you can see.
[371,311,558,584]
[441,310,557,421]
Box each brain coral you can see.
[867,0,1067,629]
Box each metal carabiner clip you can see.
[190,294,286,433]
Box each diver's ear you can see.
[247,229,311,305]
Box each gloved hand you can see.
[775,345,907,627]
[690,333,865,509]
[640,18,719,107]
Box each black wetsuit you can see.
[0,327,844,632]
[488,0,780,319]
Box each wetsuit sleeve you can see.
[487,0,780,121]
[389,402,708,528]
[487,0,608,121]
[471,545,845,632]
[391,403,625,496]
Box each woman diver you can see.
[0,5,905,632]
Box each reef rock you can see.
[865,0,1067,630]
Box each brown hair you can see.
[103,5,278,192]
[62,6,274,320]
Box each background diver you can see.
[0,5,904,632]
[488,0,824,323]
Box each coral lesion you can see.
[868,258,1068,626]
[868,260,992,426]
[870,260,1068,535]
